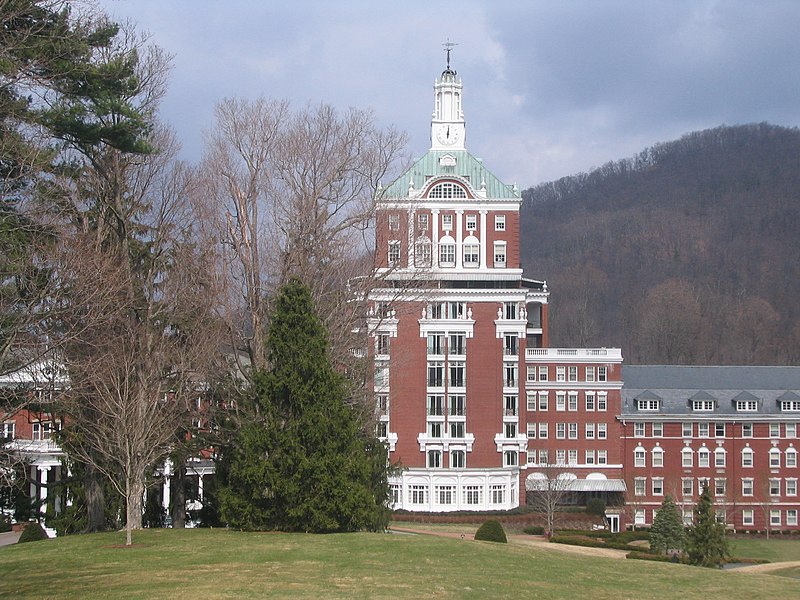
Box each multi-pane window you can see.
[634,509,646,525]
[770,448,781,468]
[742,423,753,437]
[597,423,607,439]
[556,423,566,439]
[585,423,595,439]
[527,423,536,439]
[781,401,800,411]
[698,423,709,438]
[682,422,693,437]
[715,478,726,497]
[428,422,443,438]
[374,364,389,388]
[494,214,505,231]
[463,244,479,267]
[568,423,578,440]
[538,366,549,381]
[427,362,444,387]
[634,448,646,467]
[597,450,608,465]
[464,485,481,505]
[597,393,607,411]
[417,213,429,231]
[736,400,758,411]
[427,333,445,355]
[682,478,693,496]
[698,447,710,468]
[504,334,518,356]
[427,395,444,416]
[376,334,391,356]
[527,366,537,382]
[539,392,549,411]
[388,240,401,265]
[742,509,754,526]
[449,395,465,416]
[682,448,693,467]
[568,392,578,411]
[770,423,781,438]
[493,242,506,267]
[652,478,664,496]
[436,485,455,505]
[771,510,781,527]
[787,479,798,496]
[431,184,467,200]
[634,422,645,437]
[449,333,465,355]
[441,214,454,229]
[465,214,477,230]
[585,366,595,382]
[714,448,726,467]
[504,395,517,416]
[556,449,566,465]
[427,450,442,468]
[439,243,455,266]
[503,365,517,388]
[388,214,400,230]
[568,449,578,464]
[786,448,798,468]
[538,423,548,439]
[788,510,799,526]
[568,366,578,382]
[415,238,432,267]
[787,423,797,438]
[538,449,549,464]
[742,478,754,496]
[527,392,537,412]
[598,367,607,382]
[451,450,465,468]
[585,392,595,411]
[450,362,465,387]
[504,422,517,438]
[556,392,566,411]
[634,478,646,496]
[504,451,518,467]
[450,422,465,438]
[693,400,715,411]
[2,422,15,441]
[651,422,663,437]
[410,485,427,504]
[556,366,566,382]
[504,302,518,320]
[652,447,664,467]
[585,450,595,465]
[715,423,725,437]
[742,447,754,467]
[491,484,506,504]
[638,399,659,411]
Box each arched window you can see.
[770,447,782,468]
[714,447,726,467]
[698,446,710,468]
[463,234,479,267]
[438,235,455,267]
[651,445,664,467]
[428,182,467,199]
[741,446,754,467]
[681,447,693,467]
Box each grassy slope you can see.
[730,537,800,562]
[1,529,799,599]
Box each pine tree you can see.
[217,278,390,532]
[649,495,686,555]
[686,485,730,567]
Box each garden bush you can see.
[474,520,507,543]
[0,518,11,533]
[523,525,544,535]
[626,551,676,563]
[18,522,48,543]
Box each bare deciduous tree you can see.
[526,464,576,536]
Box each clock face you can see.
[436,124,460,145]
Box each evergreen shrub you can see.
[18,522,48,543]
[523,525,544,535]
[474,520,507,543]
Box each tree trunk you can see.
[84,463,106,533]
[126,476,144,545]
[171,463,186,528]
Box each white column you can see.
[38,466,50,517]
[162,459,172,513]
[455,210,464,268]
[197,474,205,504]
[431,210,440,266]
[479,210,488,268]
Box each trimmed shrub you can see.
[18,522,48,543]
[626,551,675,563]
[474,519,507,543]
[0,518,11,533]
[523,525,545,535]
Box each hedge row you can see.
[626,551,675,563]
[549,535,642,552]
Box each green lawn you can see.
[1,529,799,599]
[730,536,800,562]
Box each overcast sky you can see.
[97,0,800,187]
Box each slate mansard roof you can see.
[381,150,520,201]
[620,365,800,418]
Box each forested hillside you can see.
[521,123,800,365]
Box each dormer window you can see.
[693,400,715,411]
[637,399,660,411]
[736,400,758,412]
[781,400,800,412]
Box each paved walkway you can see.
[0,531,21,547]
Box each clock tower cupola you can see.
[431,42,466,151]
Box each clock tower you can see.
[430,45,466,150]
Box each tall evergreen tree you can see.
[216,278,390,532]
[686,485,730,567]
[649,495,686,555]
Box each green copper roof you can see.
[381,150,520,200]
